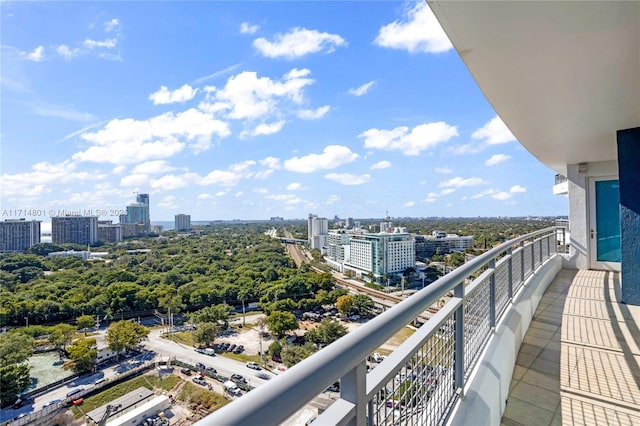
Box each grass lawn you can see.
[70,374,181,418]
[163,331,194,347]
[177,382,230,412]
[218,352,260,364]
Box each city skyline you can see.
[1,2,567,221]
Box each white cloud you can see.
[284,145,358,173]
[326,195,340,205]
[375,2,452,54]
[287,182,302,191]
[151,173,200,190]
[434,166,452,174]
[509,185,527,193]
[57,44,80,60]
[449,143,484,155]
[21,46,44,61]
[439,176,487,188]
[240,22,259,34]
[253,188,268,194]
[158,195,178,209]
[260,157,281,170]
[359,122,458,156]
[485,153,511,167]
[149,84,198,105]
[325,173,371,186]
[404,201,415,207]
[0,160,106,199]
[371,160,391,170]
[120,173,150,187]
[112,165,126,175]
[297,105,330,120]
[240,120,286,138]
[348,81,375,96]
[131,160,176,175]
[472,116,516,145]
[74,108,230,163]
[425,188,456,203]
[203,68,314,120]
[83,38,118,49]
[198,193,212,199]
[104,19,120,32]
[253,27,346,59]
[266,193,303,205]
[492,191,512,201]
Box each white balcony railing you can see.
[197,227,559,426]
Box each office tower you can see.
[308,213,329,250]
[120,193,150,235]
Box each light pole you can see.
[25,316,28,328]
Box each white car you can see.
[246,362,261,370]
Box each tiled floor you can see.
[502,269,640,426]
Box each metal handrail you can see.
[197,227,557,425]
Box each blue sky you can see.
[1,1,567,222]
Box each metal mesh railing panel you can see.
[533,239,542,268]
[370,317,457,426]
[495,260,510,321]
[463,276,491,378]
[512,249,523,295]
[523,243,533,279]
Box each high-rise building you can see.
[308,213,329,251]
[52,215,98,245]
[0,219,41,252]
[344,232,415,281]
[120,193,150,235]
[98,221,123,243]
[175,214,191,231]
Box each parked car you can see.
[71,398,84,405]
[180,368,192,376]
[195,362,206,370]
[230,374,246,384]
[43,399,61,408]
[246,362,261,370]
[192,376,207,386]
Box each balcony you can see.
[552,175,568,196]
[196,228,569,425]
[502,269,640,425]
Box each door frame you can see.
[588,175,621,271]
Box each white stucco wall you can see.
[563,160,618,270]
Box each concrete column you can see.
[617,127,640,305]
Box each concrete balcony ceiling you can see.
[429,1,640,175]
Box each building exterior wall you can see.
[0,219,41,252]
[52,216,98,245]
[564,160,618,270]
[98,222,123,243]
[308,214,328,250]
[175,214,191,231]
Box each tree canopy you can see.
[106,320,149,357]
[266,311,298,339]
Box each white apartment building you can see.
[0,219,41,252]
[308,213,328,251]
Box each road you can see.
[143,328,274,388]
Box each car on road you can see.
[230,374,246,384]
[205,366,217,373]
[13,396,34,408]
[43,399,61,408]
[246,362,261,370]
[255,371,271,380]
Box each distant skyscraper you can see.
[175,214,191,231]
[0,219,41,252]
[120,193,150,235]
[308,213,329,250]
[52,216,98,245]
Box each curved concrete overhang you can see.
[429,1,640,175]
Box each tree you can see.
[268,340,282,358]
[193,322,218,347]
[64,337,97,373]
[266,311,298,339]
[106,320,149,359]
[76,315,95,336]
[49,323,77,356]
[307,318,348,348]
[281,344,312,368]
[352,294,374,316]
[238,287,250,326]
[336,295,353,316]
[190,304,233,329]
[0,364,31,406]
[0,333,33,366]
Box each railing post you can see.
[454,281,465,395]
[507,247,513,300]
[520,241,525,283]
[341,360,367,426]
[489,258,496,329]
